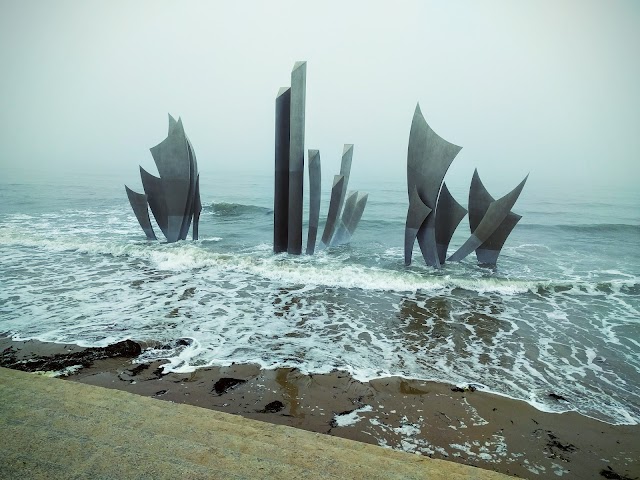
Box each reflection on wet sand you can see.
[397,293,509,358]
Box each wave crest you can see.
[205,202,272,217]
[520,223,639,234]
[1,227,637,297]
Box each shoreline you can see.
[2,336,638,479]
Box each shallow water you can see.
[1,169,638,424]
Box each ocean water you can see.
[0,169,638,425]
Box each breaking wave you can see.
[0,226,637,299]
[206,202,272,217]
[519,223,639,234]
[1,200,639,426]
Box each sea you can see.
[1,166,638,425]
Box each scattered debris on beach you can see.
[212,377,247,395]
[0,340,141,374]
[1,337,639,480]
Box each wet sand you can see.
[1,337,638,479]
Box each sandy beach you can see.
[1,336,638,480]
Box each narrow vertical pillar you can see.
[336,144,353,221]
[321,175,345,245]
[330,190,357,246]
[332,192,368,246]
[306,149,321,254]
[345,192,368,238]
[287,61,307,255]
[321,144,353,245]
[274,87,291,253]
[192,174,201,241]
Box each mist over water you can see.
[1,170,638,425]
[1,1,639,192]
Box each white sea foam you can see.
[33,364,84,377]
[1,207,639,426]
[0,226,541,295]
[332,405,373,427]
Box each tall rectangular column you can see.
[306,149,321,255]
[287,61,307,255]
[274,87,291,253]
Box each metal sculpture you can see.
[332,191,369,246]
[273,62,307,255]
[434,182,467,265]
[274,87,291,253]
[139,167,168,239]
[467,169,521,265]
[192,174,202,241]
[405,103,462,267]
[322,175,345,246]
[287,61,307,255]
[306,149,321,254]
[404,186,432,265]
[321,144,353,245]
[448,170,527,264]
[125,114,201,242]
[125,187,156,240]
[334,144,354,227]
[404,104,527,267]
[273,63,366,255]
[319,144,367,247]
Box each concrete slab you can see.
[0,367,509,479]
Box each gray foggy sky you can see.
[1,0,638,194]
